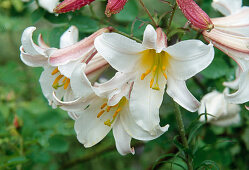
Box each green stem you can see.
[89,4,97,19]
[138,0,157,27]
[113,29,142,43]
[174,102,193,170]
[167,2,178,34]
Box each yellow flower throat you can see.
[97,97,127,127]
[51,67,70,90]
[140,49,170,90]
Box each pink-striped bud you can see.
[176,0,214,31]
[105,0,128,17]
[54,0,95,13]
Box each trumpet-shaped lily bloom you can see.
[53,64,169,155]
[20,26,110,108]
[223,70,249,105]
[198,89,241,126]
[94,25,214,134]
[39,0,59,13]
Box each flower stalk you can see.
[138,0,157,27]
[174,102,193,170]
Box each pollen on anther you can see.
[53,75,63,86]
[97,110,105,118]
[153,65,157,72]
[51,67,59,75]
[64,79,70,89]
[163,73,168,79]
[62,77,67,83]
[106,106,111,112]
[101,103,107,109]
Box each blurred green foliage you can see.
[0,0,249,169]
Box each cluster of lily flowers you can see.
[20,0,249,155]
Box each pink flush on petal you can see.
[54,0,95,13]
[176,0,214,31]
[105,0,128,17]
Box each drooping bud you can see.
[54,0,95,13]
[105,0,128,17]
[176,0,214,31]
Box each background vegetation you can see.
[0,0,249,169]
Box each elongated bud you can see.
[176,0,214,31]
[105,0,128,17]
[54,0,95,13]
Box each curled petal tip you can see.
[176,0,214,31]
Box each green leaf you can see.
[70,16,98,33]
[201,55,231,79]
[197,160,220,170]
[31,8,46,24]
[114,0,138,22]
[49,26,68,48]
[45,13,69,24]
[242,127,249,150]
[48,135,69,153]
[6,156,28,166]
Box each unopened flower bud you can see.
[105,0,128,17]
[54,0,95,13]
[176,0,214,31]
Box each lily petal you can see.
[113,117,135,155]
[165,40,214,80]
[60,26,79,49]
[224,70,249,104]
[70,63,95,98]
[129,72,166,134]
[94,33,144,73]
[74,98,113,147]
[120,104,169,141]
[156,27,167,53]
[21,27,46,56]
[166,76,200,112]
[212,0,242,16]
[20,46,48,67]
[39,0,59,13]
[142,25,157,50]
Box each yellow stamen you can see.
[51,67,59,75]
[62,77,67,83]
[104,119,112,127]
[101,103,107,109]
[97,110,105,118]
[106,106,111,112]
[64,79,70,89]
[163,72,168,80]
[52,75,64,86]
[141,69,151,80]
[153,65,157,72]
[152,83,160,90]
[150,78,154,88]
[113,108,121,118]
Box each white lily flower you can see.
[198,90,241,126]
[20,26,110,108]
[211,0,249,37]
[212,0,242,16]
[94,25,214,134]
[223,70,249,104]
[38,0,59,13]
[53,64,169,155]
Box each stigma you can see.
[51,67,70,90]
[97,97,127,127]
[140,49,170,90]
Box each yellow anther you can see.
[141,69,151,80]
[162,66,166,71]
[97,110,105,118]
[150,78,154,88]
[51,67,59,75]
[163,72,168,80]
[62,77,67,83]
[64,78,70,89]
[106,106,111,112]
[153,65,157,72]
[152,83,160,90]
[101,103,107,109]
[52,75,64,86]
[113,108,121,118]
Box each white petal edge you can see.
[94,33,144,73]
[165,40,214,80]
[113,117,135,155]
[212,0,242,16]
[166,76,200,112]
